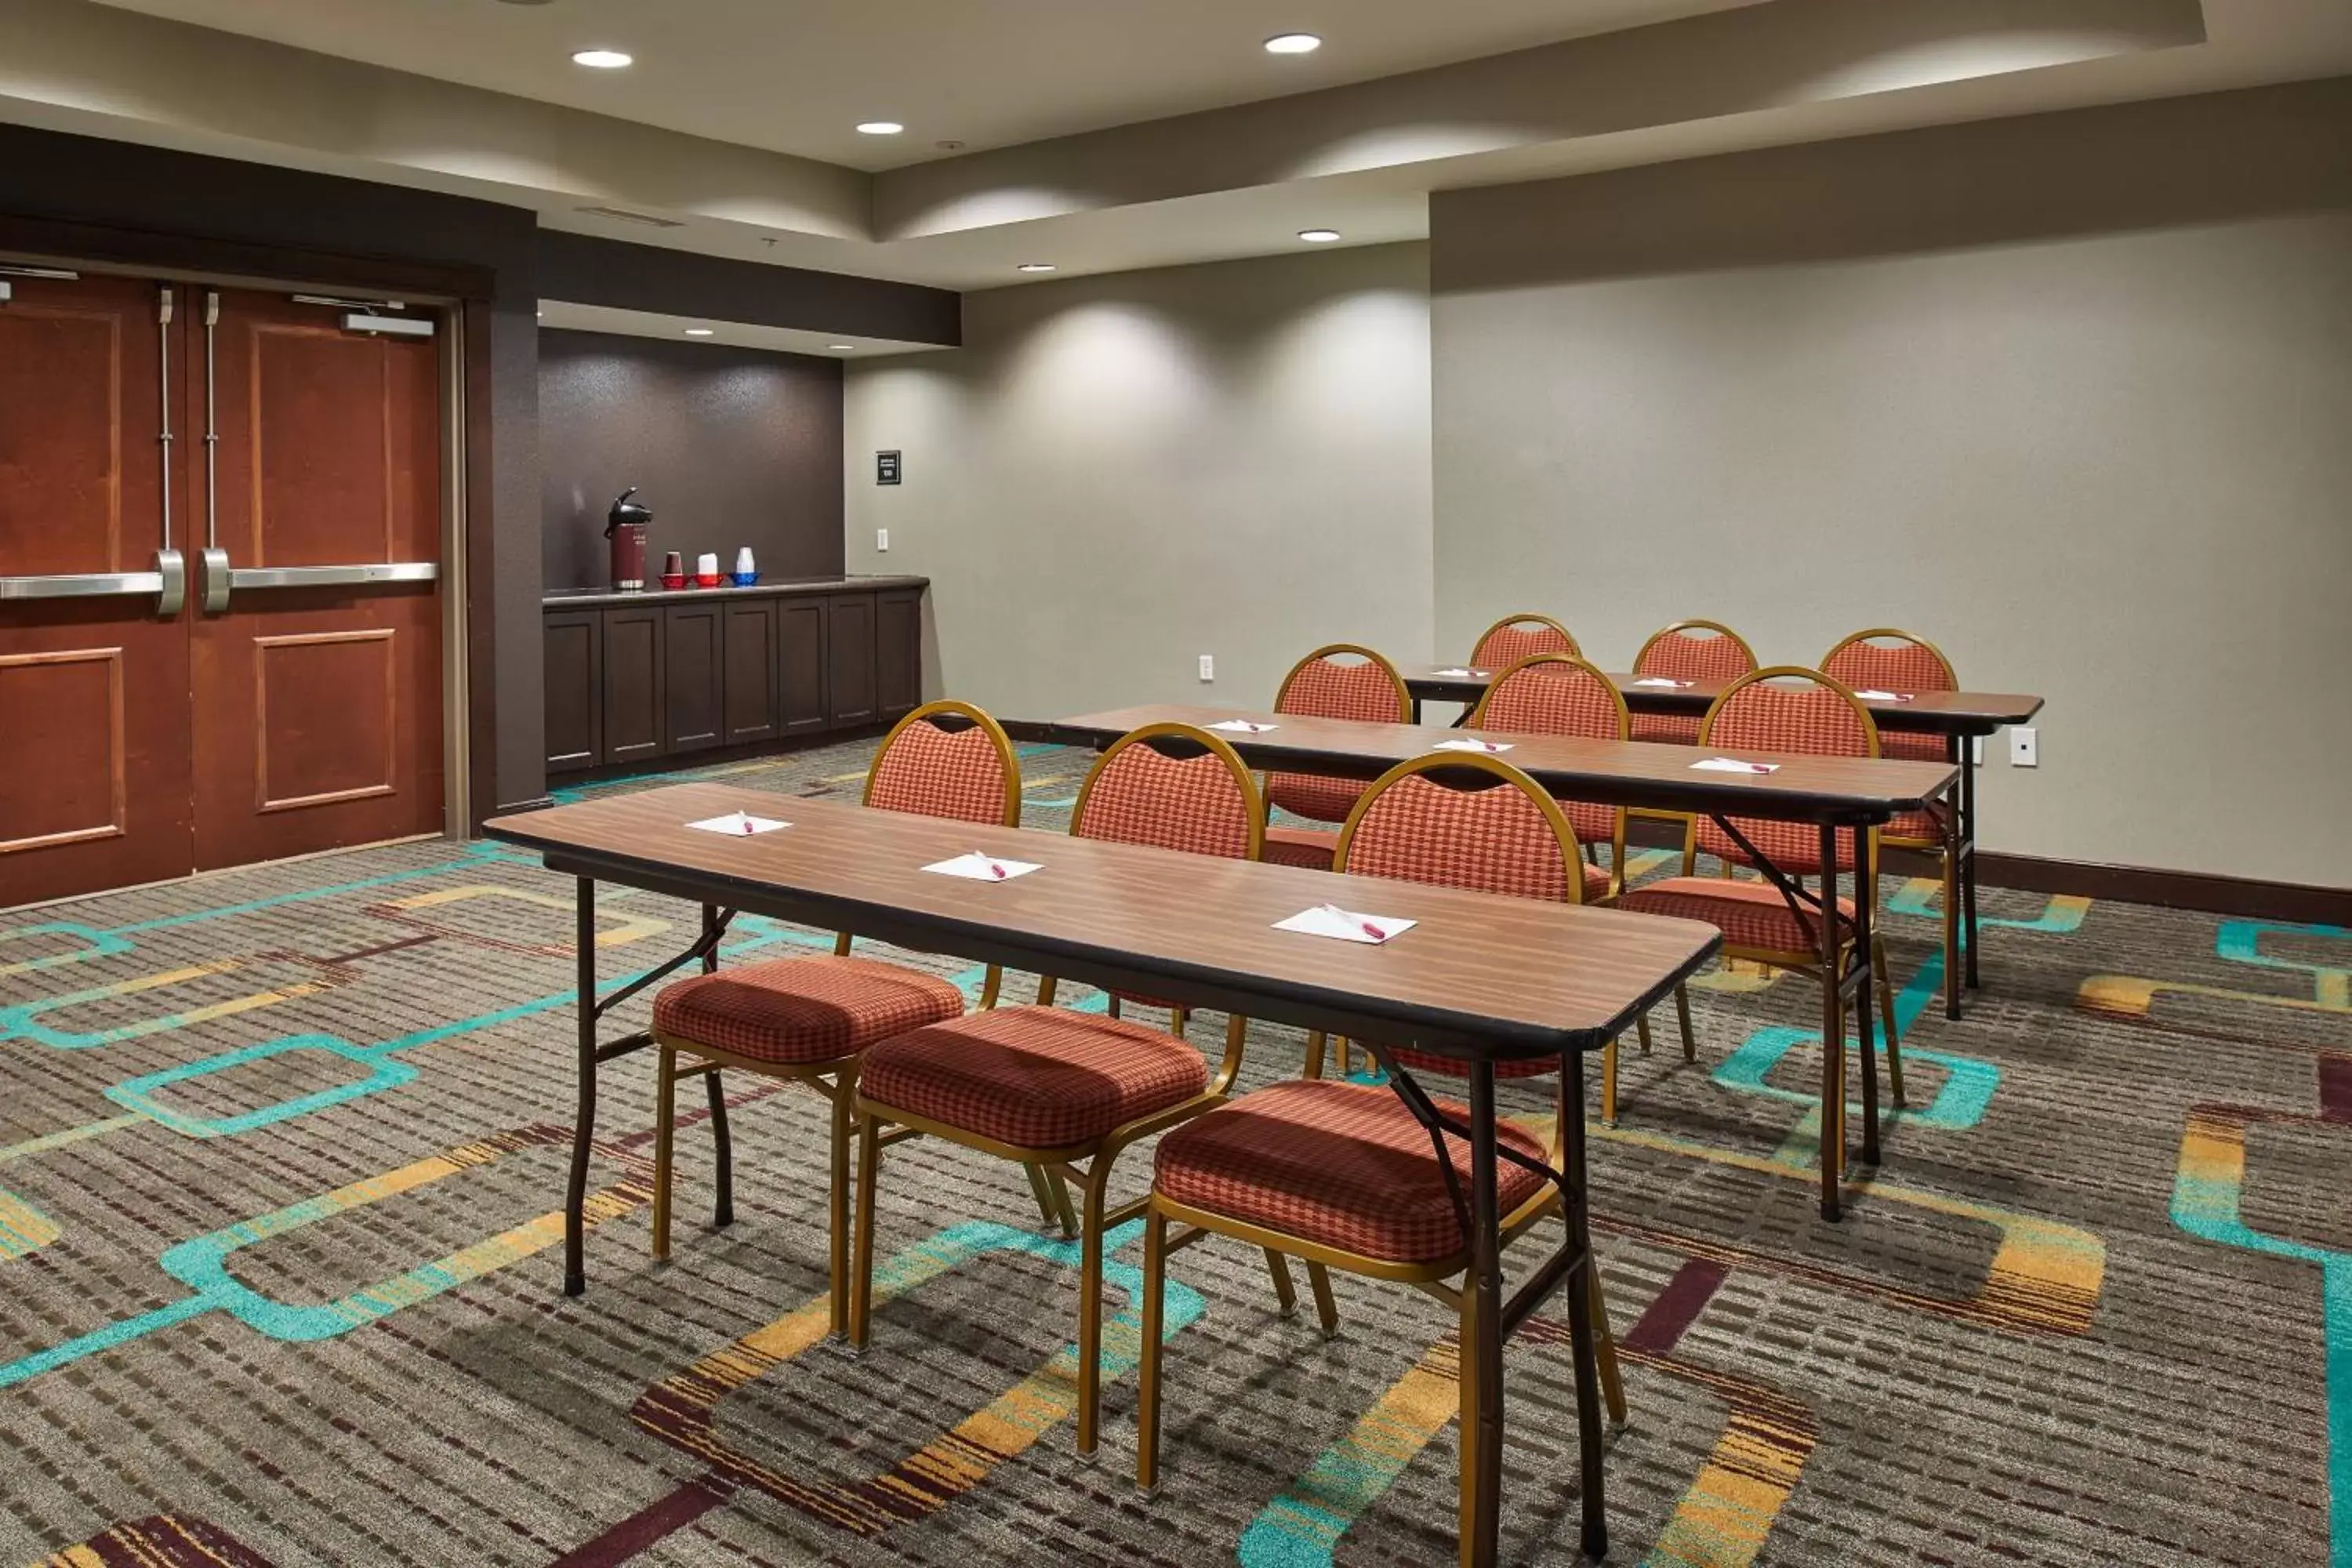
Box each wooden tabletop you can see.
[1394,662,2044,735]
[484,783,1721,1064]
[1007,705,1958,822]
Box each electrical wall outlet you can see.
[2009,727,2038,767]
[1198,654,1214,682]
[875,528,889,552]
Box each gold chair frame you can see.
[1820,628,1962,1018]
[1468,611,1581,667]
[649,699,1025,1341]
[1137,752,1626,1558]
[1610,667,1907,1159]
[848,722,1272,1459]
[1632,617,1761,677]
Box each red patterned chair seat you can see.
[1881,804,1944,844]
[1154,1080,1552,1265]
[859,1006,1209,1150]
[1261,824,1341,869]
[1613,876,1853,956]
[652,956,964,1065]
[1266,771,1366,825]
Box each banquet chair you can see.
[1468,612,1579,670]
[1468,652,1695,1116]
[1260,643,1414,870]
[1823,628,1962,1018]
[1628,619,1760,744]
[1134,753,1627,1534]
[646,700,1021,1338]
[1610,670,1905,1192]
[849,722,1269,1458]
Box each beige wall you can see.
[846,243,1434,721]
[1432,80,2352,885]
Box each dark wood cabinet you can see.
[545,580,924,777]
[723,598,780,746]
[663,601,727,754]
[779,597,829,736]
[602,604,665,765]
[543,611,603,773]
[826,591,878,728]
[877,587,923,720]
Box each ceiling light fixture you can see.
[571,49,633,68]
[830,344,856,352]
[1297,229,1341,243]
[684,328,714,336]
[1017,263,1057,274]
[856,121,905,136]
[1264,33,1322,55]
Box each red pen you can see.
[975,851,1007,880]
[1322,903,1387,941]
[739,815,754,835]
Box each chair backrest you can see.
[1273,643,1413,724]
[1693,667,1878,875]
[1336,753,1585,906]
[1470,612,1578,670]
[1820,629,1957,762]
[863,700,1022,826]
[1633,619,1760,684]
[1467,653,1627,851]
[1073,723,1264,862]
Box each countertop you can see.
[543,574,928,610]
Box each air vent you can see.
[575,206,686,229]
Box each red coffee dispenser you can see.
[605,488,652,591]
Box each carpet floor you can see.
[1,735,2343,1566]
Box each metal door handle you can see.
[201,557,437,611]
[0,554,184,615]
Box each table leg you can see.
[1561,1051,1609,1562]
[565,875,597,1298]
[1817,826,1844,1223]
[700,904,735,1230]
[1852,822,1880,1167]
[1960,736,1981,991]
[1465,1062,1505,1568]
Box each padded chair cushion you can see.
[1629,713,1701,746]
[1154,1080,1552,1265]
[653,956,964,1065]
[1261,824,1341,870]
[859,1006,1208,1150]
[1265,771,1367,826]
[1882,805,1944,844]
[1613,876,1854,956]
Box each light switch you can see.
[1198,654,1215,682]
[2009,727,2038,768]
[876,528,889,553]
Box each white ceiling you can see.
[85,0,1756,169]
[534,300,945,358]
[15,0,2352,297]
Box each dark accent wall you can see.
[540,330,845,591]
[536,231,960,346]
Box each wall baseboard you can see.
[1623,815,2349,924]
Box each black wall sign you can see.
[877,449,902,485]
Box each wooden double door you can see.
[0,270,445,909]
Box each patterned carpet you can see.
[1,734,2343,1566]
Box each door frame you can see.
[0,214,497,844]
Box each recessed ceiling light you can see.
[1264,33,1322,55]
[830,344,855,352]
[1017,263,1057,274]
[571,48,633,68]
[856,121,905,136]
[683,328,714,337]
[1298,229,1342,243]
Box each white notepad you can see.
[1633,677,1693,688]
[1690,757,1780,775]
[688,811,790,836]
[1853,689,1912,702]
[1273,903,1415,945]
[923,851,1043,882]
[1432,666,1487,679]
[1432,738,1514,754]
[1207,719,1279,734]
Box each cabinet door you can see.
[723,598,780,746]
[601,605,666,765]
[543,611,604,773]
[826,592,878,728]
[664,601,726,754]
[876,588,924,721]
[779,597,829,736]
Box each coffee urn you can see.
[605,488,652,590]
